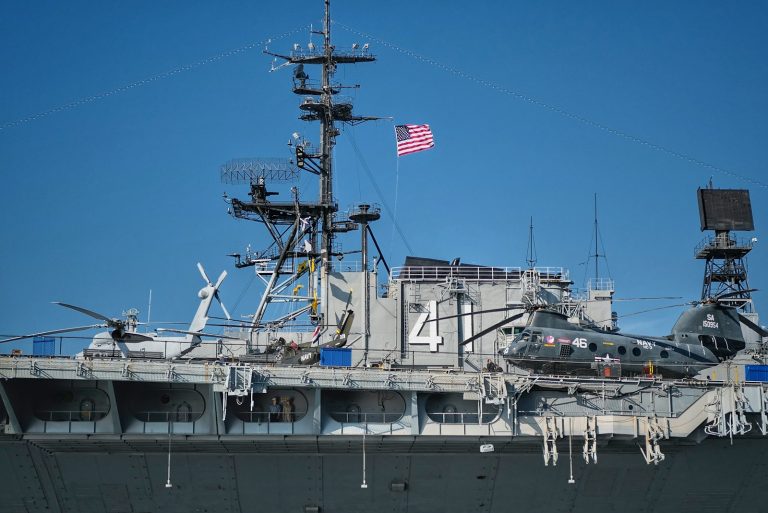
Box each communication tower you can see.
[221,0,381,349]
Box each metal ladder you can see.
[480,374,508,405]
[640,417,666,465]
[583,416,598,464]
[543,416,560,466]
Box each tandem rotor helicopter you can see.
[450,290,768,378]
[0,263,233,360]
[451,186,767,379]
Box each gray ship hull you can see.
[1,435,766,513]
[1,357,767,513]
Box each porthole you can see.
[618,346,626,355]
[588,343,597,352]
[632,347,641,357]
[660,350,669,359]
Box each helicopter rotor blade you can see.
[715,289,759,301]
[53,302,117,324]
[0,324,106,344]
[215,291,232,321]
[156,328,244,340]
[611,296,684,302]
[738,313,768,338]
[197,262,212,285]
[595,302,693,325]
[424,306,522,323]
[211,269,231,320]
[118,332,156,343]
[136,321,187,325]
[214,270,227,289]
[459,311,527,347]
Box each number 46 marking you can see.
[572,338,588,349]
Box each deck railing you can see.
[391,266,569,283]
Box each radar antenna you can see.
[695,185,756,310]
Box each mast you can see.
[526,216,537,268]
[586,193,609,289]
[224,0,379,350]
[350,204,381,363]
[583,193,615,329]
[320,0,333,275]
[593,194,599,283]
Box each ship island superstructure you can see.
[1,2,768,512]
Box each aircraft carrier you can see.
[1,2,767,512]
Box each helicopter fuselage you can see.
[501,325,715,378]
[497,306,749,378]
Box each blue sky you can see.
[1,1,766,352]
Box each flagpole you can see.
[391,146,401,254]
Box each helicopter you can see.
[1,263,232,360]
[260,309,356,366]
[458,292,768,378]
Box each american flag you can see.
[395,124,434,156]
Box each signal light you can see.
[296,146,305,168]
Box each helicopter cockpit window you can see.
[515,331,530,344]
[526,332,542,354]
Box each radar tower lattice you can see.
[695,186,756,312]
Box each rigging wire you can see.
[0,25,310,132]
[391,151,401,254]
[346,129,414,254]
[230,270,257,316]
[593,302,691,325]
[334,21,768,189]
